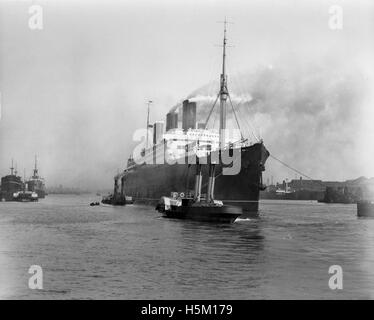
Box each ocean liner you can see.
[111,22,270,217]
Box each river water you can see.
[0,195,373,299]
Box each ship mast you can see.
[10,159,14,176]
[219,18,229,147]
[33,155,39,178]
[146,100,153,150]
[203,20,231,203]
[23,169,26,192]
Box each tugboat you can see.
[156,158,243,223]
[101,193,126,205]
[156,195,242,223]
[101,193,133,205]
[13,191,38,202]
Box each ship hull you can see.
[34,189,46,199]
[1,175,23,201]
[27,180,46,198]
[123,142,269,218]
[163,205,242,223]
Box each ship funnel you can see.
[166,112,178,131]
[182,100,197,132]
[153,121,164,144]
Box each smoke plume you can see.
[180,55,370,182]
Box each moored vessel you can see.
[357,200,374,217]
[26,156,46,199]
[0,160,23,201]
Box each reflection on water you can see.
[0,196,373,299]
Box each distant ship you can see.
[26,156,46,199]
[110,22,269,218]
[0,160,23,201]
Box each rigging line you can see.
[235,101,257,141]
[228,93,243,139]
[190,92,219,145]
[211,106,217,129]
[229,74,258,141]
[235,105,260,143]
[232,103,249,138]
[203,93,220,129]
[269,152,333,215]
[227,80,244,133]
[269,154,326,187]
[243,108,260,142]
[185,92,219,154]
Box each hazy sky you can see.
[0,0,373,190]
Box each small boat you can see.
[125,196,134,204]
[357,200,374,217]
[101,193,126,205]
[90,202,100,206]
